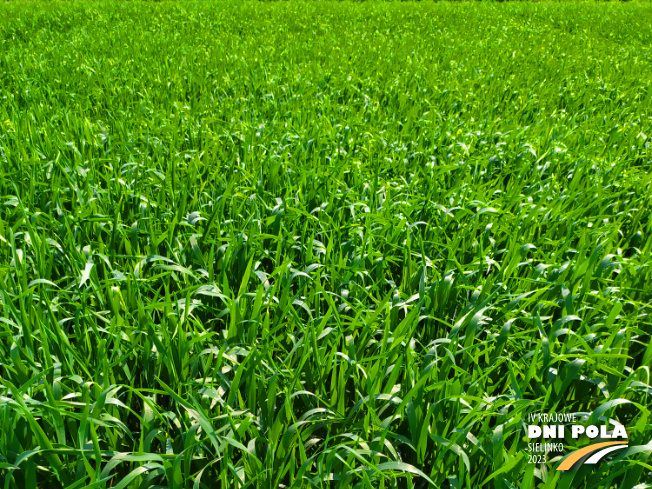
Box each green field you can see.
[1,1,651,488]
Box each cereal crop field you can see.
[0,1,651,488]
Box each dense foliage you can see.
[0,1,651,488]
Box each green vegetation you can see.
[1,1,651,488]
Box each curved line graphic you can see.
[557,442,628,471]
[585,445,628,464]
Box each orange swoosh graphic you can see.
[557,441,628,471]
